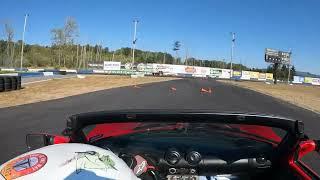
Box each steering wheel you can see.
[119,153,161,180]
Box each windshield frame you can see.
[63,110,304,161]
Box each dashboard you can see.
[92,133,273,179]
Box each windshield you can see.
[82,122,286,159]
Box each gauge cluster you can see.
[163,149,202,176]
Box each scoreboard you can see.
[265,48,291,64]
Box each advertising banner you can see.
[103,61,121,71]
[184,66,196,74]
[125,63,132,70]
[232,71,242,78]
[241,71,251,80]
[28,68,45,72]
[258,73,266,81]
[93,70,105,74]
[65,69,77,73]
[1,68,15,72]
[220,69,232,79]
[304,77,313,84]
[88,63,103,68]
[43,72,53,76]
[170,65,186,75]
[104,70,134,75]
[250,71,259,79]
[266,73,273,80]
[311,78,320,85]
[137,63,146,71]
[193,67,210,76]
[293,76,304,84]
[209,68,222,78]
[151,64,178,75]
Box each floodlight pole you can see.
[274,63,279,84]
[230,32,235,70]
[132,19,138,70]
[20,14,28,70]
[287,50,292,84]
[112,51,115,61]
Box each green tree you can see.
[51,17,78,68]
[3,22,14,67]
[51,28,64,66]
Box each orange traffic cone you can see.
[170,87,177,91]
[200,88,207,93]
[200,87,212,94]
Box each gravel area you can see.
[219,80,320,114]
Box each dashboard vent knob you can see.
[165,149,181,165]
[186,151,201,165]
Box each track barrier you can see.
[0,76,21,92]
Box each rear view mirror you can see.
[26,134,53,150]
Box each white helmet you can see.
[0,143,139,180]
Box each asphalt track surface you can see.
[0,78,319,171]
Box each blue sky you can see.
[0,0,319,74]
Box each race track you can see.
[0,78,319,167]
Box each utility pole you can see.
[132,19,138,70]
[76,44,79,68]
[20,14,28,70]
[223,59,226,69]
[163,53,166,64]
[185,47,188,65]
[112,51,115,61]
[287,50,292,84]
[230,32,235,70]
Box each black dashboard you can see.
[92,131,273,179]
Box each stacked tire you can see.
[0,77,4,92]
[0,76,21,92]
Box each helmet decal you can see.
[1,153,47,180]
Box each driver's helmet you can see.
[0,143,139,180]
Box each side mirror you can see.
[26,134,54,150]
[26,133,70,150]
[26,134,53,150]
[315,140,320,152]
[289,140,320,179]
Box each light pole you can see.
[230,32,235,70]
[132,19,138,70]
[287,50,292,84]
[112,51,115,61]
[20,14,28,71]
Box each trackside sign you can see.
[103,61,121,71]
